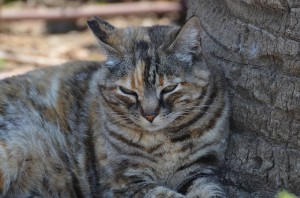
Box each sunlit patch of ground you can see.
[0,14,178,79]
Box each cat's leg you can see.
[0,141,11,197]
[185,177,227,198]
[0,142,52,197]
[0,141,31,197]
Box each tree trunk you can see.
[187,1,300,197]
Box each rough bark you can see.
[187,1,300,197]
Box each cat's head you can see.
[88,16,212,132]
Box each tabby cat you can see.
[0,16,229,198]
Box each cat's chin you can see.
[142,124,165,132]
[139,118,170,132]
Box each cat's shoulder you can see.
[1,60,101,84]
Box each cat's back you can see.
[0,60,100,132]
[0,60,101,135]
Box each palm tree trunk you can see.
[187,0,300,197]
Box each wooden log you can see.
[0,51,68,66]
[0,1,182,21]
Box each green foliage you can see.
[96,0,108,5]
[3,0,17,5]
[276,190,297,198]
[0,59,6,71]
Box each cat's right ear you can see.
[87,17,121,67]
[167,16,201,65]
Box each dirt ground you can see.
[0,14,179,79]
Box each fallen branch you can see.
[0,1,182,21]
[0,51,68,66]
[0,67,36,80]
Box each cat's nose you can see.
[141,96,159,122]
[143,114,157,123]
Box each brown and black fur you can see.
[0,17,229,198]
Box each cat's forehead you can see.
[113,25,177,51]
[112,27,170,83]
[106,24,204,90]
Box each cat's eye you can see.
[161,84,178,95]
[119,86,137,96]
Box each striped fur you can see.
[0,17,229,197]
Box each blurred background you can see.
[0,0,185,79]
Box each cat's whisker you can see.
[173,104,221,113]
[109,117,132,124]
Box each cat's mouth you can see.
[138,115,172,132]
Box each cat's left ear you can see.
[87,17,121,67]
[87,16,115,45]
[168,16,201,64]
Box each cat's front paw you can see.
[145,186,186,198]
[185,178,227,198]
